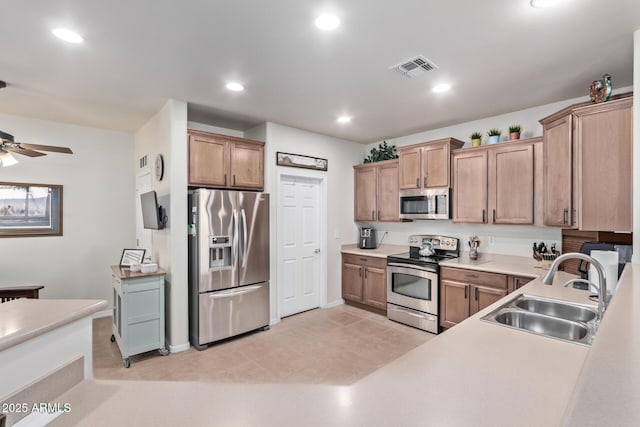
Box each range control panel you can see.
[408,234,458,251]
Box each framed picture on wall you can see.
[119,249,146,267]
[0,182,63,237]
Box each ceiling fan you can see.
[0,129,73,167]
[0,80,74,166]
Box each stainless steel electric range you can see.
[387,235,460,334]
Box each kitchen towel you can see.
[589,250,619,295]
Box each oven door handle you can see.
[387,262,438,273]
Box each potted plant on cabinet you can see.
[487,128,501,144]
[470,132,482,148]
[509,125,521,140]
[363,141,398,163]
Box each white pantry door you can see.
[279,175,321,317]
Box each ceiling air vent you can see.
[390,55,438,78]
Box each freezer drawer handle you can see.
[390,305,435,321]
[208,285,262,299]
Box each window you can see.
[0,183,62,237]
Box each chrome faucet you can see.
[542,253,608,322]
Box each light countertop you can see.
[50,270,612,426]
[110,265,166,280]
[0,299,107,352]
[440,252,542,278]
[341,244,407,258]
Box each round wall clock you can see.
[155,154,164,181]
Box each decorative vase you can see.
[471,138,481,147]
[509,132,521,140]
[488,135,500,144]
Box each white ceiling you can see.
[0,0,638,143]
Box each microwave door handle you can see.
[241,208,248,269]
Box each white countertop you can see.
[50,271,609,426]
[440,252,542,278]
[341,243,407,258]
[0,299,107,351]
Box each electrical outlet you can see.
[488,236,495,244]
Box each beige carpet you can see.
[93,304,433,385]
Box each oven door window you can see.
[391,271,433,301]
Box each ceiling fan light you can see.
[0,150,18,167]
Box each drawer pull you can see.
[466,273,479,278]
[360,258,368,262]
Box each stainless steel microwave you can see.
[399,188,450,220]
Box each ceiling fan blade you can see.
[4,146,47,157]
[19,143,73,154]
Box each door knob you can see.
[314,248,321,254]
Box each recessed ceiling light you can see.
[52,28,84,44]
[432,84,452,93]
[337,116,351,124]
[530,0,560,8]
[226,82,244,92]
[315,14,340,30]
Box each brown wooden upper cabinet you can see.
[452,138,540,224]
[353,159,400,222]
[398,138,464,190]
[540,95,632,232]
[188,129,265,190]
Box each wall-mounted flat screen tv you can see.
[141,190,164,230]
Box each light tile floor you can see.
[93,304,434,385]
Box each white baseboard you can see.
[92,309,112,319]
[168,342,190,353]
[269,317,281,326]
[323,299,345,309]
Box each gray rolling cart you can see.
[110,266,169,368]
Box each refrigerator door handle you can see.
[232,209,239,267]
[207,285,262,298]
[241,209,248,268]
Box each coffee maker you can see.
[359,227,377,249]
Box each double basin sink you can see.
[481,294,598,346]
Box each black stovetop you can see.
[387,251,459,266]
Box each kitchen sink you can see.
[481,294,597,346]
[515,297,597,323]
[494,310,589,341]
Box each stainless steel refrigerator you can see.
[188,189,270,349]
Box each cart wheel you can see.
[262,325,270,331]
[110,334,116,343]
[123,358,131,368]
[159,347,169,356]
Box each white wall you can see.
[186,121,244,138]
[135,100,189,350]
[363,88,632,257]
[633,29,640,264]
[0,113,135,302]
[264,122,362,320]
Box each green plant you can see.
[509,125,521,133]
[363,141,398,163]
[487,128,502,137]
[470,132,482,139]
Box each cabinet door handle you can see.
[233,175,236,186]
[372,210,375,221]
[563,208,568,225]
[464,286,468,299]
[224,174,227,186]
[365,268,368,279]
[424,176,427,187]
[493,209,496,223]
[482,209,486,223]
[571,209,576,225]
[377,210,381,221]
[359,267,362,277]
[416,177,420,188]
[475,287,479,301]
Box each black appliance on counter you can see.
[577,242,633,282]
[359,227,377,249]
[386,235,459,334]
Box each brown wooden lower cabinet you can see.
[341,254,387,312]
[440,267,522,329]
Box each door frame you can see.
[276,167,328,321]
